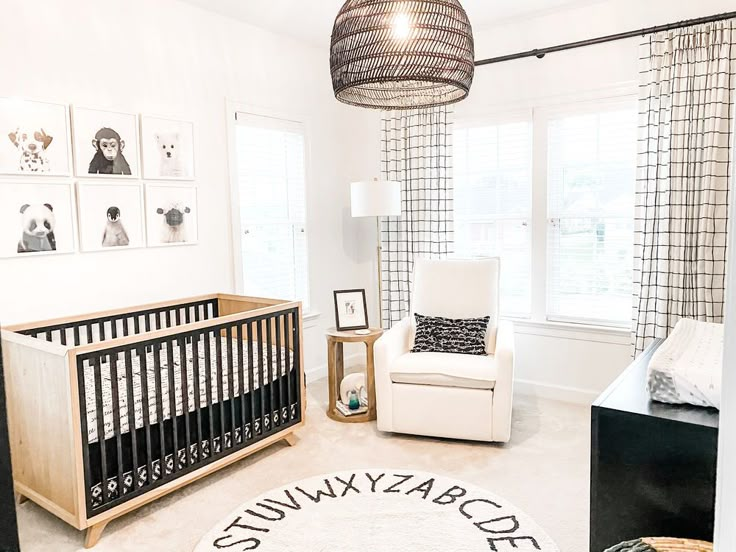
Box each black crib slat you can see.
[203,329,215,455]
[266,319,273,431]
[226,327,235,447]
[246,322,255,441]
[179,338,192,466]
[73,326,80,347]
[166,340,179,474]
[92,355,107,505]
[123,317,129,337]
[292,310,301,420]
[257,321,265,435]
[192,334,203,457]
[111,318,118,340]
[153,343,166,474]
[124,349,139,489]
[59,327,67,346]
[275,315,283,427]
[237,324,245,443]
[109,353,124,501]
[86,324,93,345]
[99,321,106,342]
[76,357,93,513]
[285,314,292,420]
[139,348,153,487]
[215,331,226,451]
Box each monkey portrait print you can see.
[77,182,144,252]
[72,107,139,178]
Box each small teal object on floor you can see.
[348,390,360,410]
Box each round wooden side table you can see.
[325,327,383,423]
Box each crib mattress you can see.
[83,336,293,443]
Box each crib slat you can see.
[59,327,67,346]
[275,315,282,427]
[175,308,182,327]
[111,318,118,340]
[226,327,236,447]
[76,357,93,513]
[266,318,273,432]
[152,342,166,476]
[236,323,245,443]
[257,320,265,435]
[285,314,292,420]
[292,309,301,421]
[166,340,179,474]
[246,321,255,441]
[134,315,140,336]
[138,348,153,487]
[179,338,191,466]
[109,353,124,501]
[165,309,172,329]
[215,330,226,452]
[192,333,203,457]
[203,329,215,456]
[73,326,80,347]
[124,349,139,488]
[92,355,108,505]
[122,317,129,337]
[99,321,106,342]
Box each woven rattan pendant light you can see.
[330,0,475,110]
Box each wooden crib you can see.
[1,293,304,547]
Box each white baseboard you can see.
[514,378,599,406]
[305,353,364,385]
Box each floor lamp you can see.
[351,179,402,329]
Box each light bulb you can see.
[392,12,411,41]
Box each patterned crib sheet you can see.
[83,336,294,443]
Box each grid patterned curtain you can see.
[380,107,454,328]
[633,20,736,354]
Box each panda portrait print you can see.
[17,203,56,253]
[72,107,139,178]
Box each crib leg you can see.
[84,521,109,549]
[283,433,298,447]
[15,492,28,505]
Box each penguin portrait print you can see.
[101,206,130,248]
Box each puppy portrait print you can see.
[141,116,194,180]
[77,182,144,252]
[0,98,71,176]
[0,182,75,258]
[72,107,139,178]
[145,184,198,247]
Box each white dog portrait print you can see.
[0,99,71,176]
[0,182,76,258]
[77,182,145,252]
[145,184,198,246]
[141,116,194,180]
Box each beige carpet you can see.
[16,381,591,551]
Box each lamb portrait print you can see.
[77,182,144,252]
[72,107,139,177]
[0,98,71,176]
[141,116,194,180]
[145,184,198,246]
[0,182,75,258]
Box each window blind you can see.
[454,120,533,316]
[235,113,310,308]
[547,107,637,326]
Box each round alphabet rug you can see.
[195,470,559,552]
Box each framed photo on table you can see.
[333,289,369,331]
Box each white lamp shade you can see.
[350,180,402,218]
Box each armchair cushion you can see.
[411,313,490,355]
[390,351,497,390]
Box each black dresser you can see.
[590,340,719,552]
[0,336,20,552]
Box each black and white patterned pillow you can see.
[411,313,490,356]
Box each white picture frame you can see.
[140,115,195,180]
[0,98,72,176]
[71,106,140,178]
[76,181,145,253]
[145,183,198,247]
[0,181,76,259]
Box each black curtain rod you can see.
[474,10,736,67]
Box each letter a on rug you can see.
[194,470,558,552]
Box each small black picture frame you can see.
[333,289,369,331]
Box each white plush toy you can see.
[340,372,367,405]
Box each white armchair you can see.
[374,258,515,443]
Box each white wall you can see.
[443,0,736,402]
[0,0,373,375]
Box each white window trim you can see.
[225,100,319,320]
[455,86,639,337]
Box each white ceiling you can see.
[180,0,600,47]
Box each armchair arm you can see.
[492,320,515,443]
[374,317,413,432]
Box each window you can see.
[234,112,310,309]
[454,97,638,328]
[547,107,637,325]
[454,120,533,316]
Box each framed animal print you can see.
[77,182,145,252]
[140,116,195,180]
[145,183,198,247]
[0,98,71,176]
[71,106,139,178]
[0,181,76,258]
